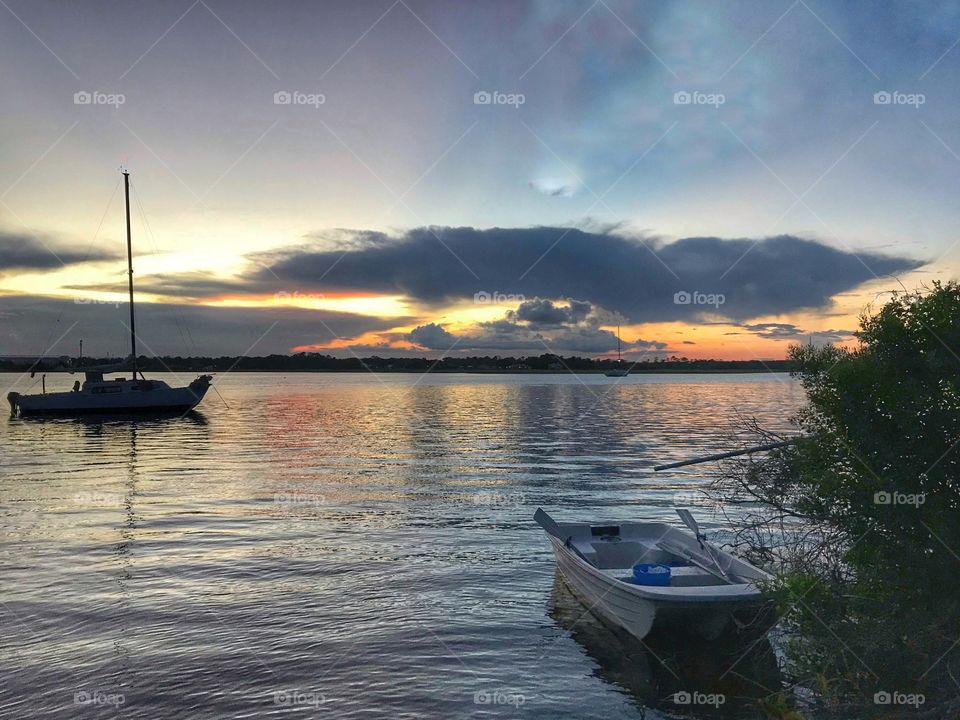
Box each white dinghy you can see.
[535,508,774,641]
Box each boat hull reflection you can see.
[548,572,783,718]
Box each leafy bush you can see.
[716,283,960,718]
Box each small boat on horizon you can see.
[534,508,775,641]
[7,170,212,417]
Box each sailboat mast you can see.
[617,323,621,362]
[123,171,137,380]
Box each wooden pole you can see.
[654,439,798,471]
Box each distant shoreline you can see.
[186,367,789,374]
[0,355,792,375]
[0,368,790,376]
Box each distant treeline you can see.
[0,352,792,374]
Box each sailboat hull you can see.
[8,378,211,416]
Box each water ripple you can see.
[1,372,803,718]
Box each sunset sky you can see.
[1,0,956,360]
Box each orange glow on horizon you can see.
[292,330,417,353]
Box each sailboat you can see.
[604,322,629,377]
[7,171,212,417]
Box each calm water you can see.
[0,372,805,719]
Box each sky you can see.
[0,0,957,361]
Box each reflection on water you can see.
[0,373,803,718]
[548,573,782,718]
[14,409,209,427]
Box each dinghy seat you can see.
[589,539,671,570]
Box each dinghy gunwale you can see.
[536,509,774,604]
[546,534,768,604]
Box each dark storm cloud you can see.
[251,228,923,322]
[0,295,409,357]
[741,323,808,339]
[406,321,630,353]
[741,323,856,342]
[509,298,592,327]
[445,322,664,354]
[406,323,457,350]
[0,232,118,273]
[405,299,667,355]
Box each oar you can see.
[656,539,732,585]
[675,509,733,581]
[534,508,593,565]
[653,439,798,471]
[534,507,563,539]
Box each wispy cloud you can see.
[0,231,119,274]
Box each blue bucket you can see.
[632,563,672,586]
